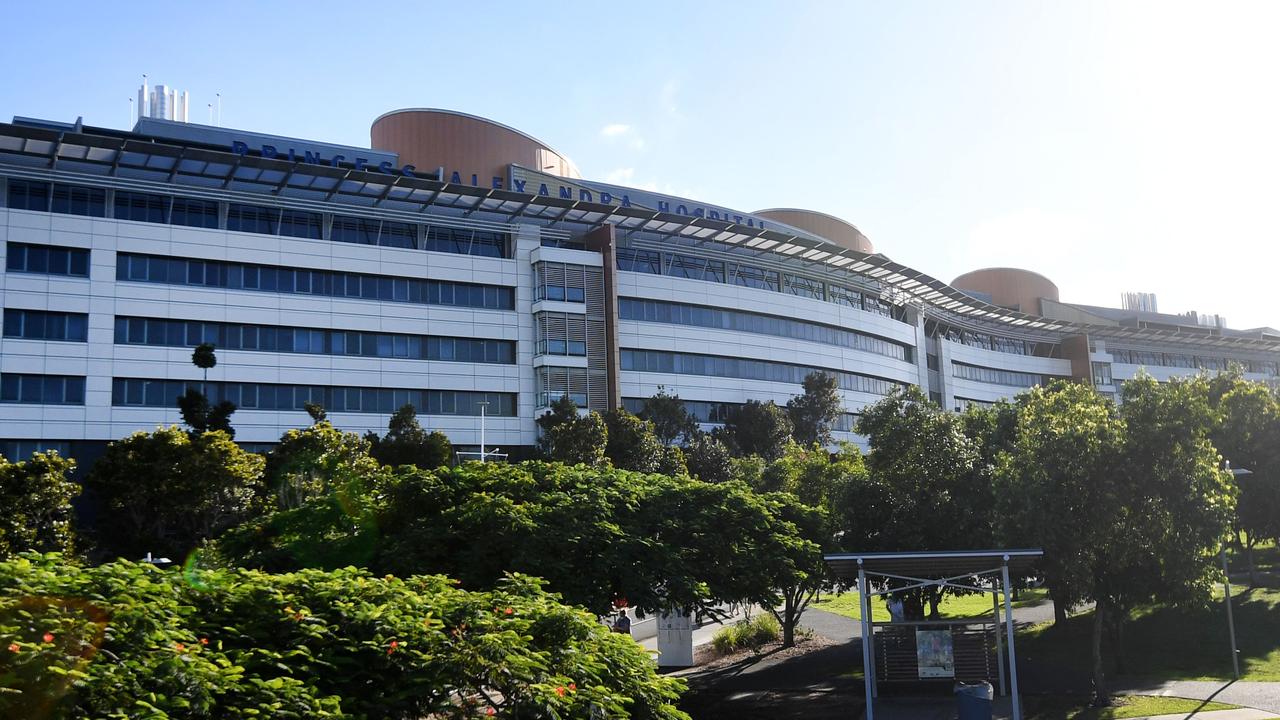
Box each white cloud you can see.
[603,167,635,185]
[599,123,646,151]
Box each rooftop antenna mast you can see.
[216,93,221,127]
[128,97,134,127]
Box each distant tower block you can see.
[1122,292,1158,313]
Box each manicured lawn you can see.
[1017,586,1280,682]
[1024,694,1237,720]
[812,587,1049,622]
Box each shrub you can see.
[0,451,79,559]
[0,553,688,719]
[710,613,781,656]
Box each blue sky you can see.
[3,1,1276,328]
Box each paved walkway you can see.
[1115,681,1280,716]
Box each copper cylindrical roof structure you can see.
[371,108,581,185]
[951,267,1060,315]
[753,208,875,254]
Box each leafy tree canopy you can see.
[787,371,843,447]
[723,400,794,460]
[366,404,453,470]
[85,426,265,561]
[0,452,78,559]
[538,396,608,467]
[640,387,698,446]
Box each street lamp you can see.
[478,400,488,463]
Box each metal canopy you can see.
[3,120,1279,355]
[825,549,1044,579]
[823,549,1043,720]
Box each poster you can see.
[916,629,955,678]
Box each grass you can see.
[710,614,782,656]
[1023,694,1238,720]
[812,587,1050,622]
[1017,585,1280,682]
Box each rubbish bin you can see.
[954,681,993,720]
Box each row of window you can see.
[1108,348,1279,376]
[620,397,858,431]
[620,349,905,396]
[618,298,910,362]
[115,252,515,310]
[4,309,88,342]
[0,440,72,460]
[114,317,515,364]
[111,378,516,416]
[615,247,898,320]
[940,327,1031,356]
[0,374,85,405]
[951,362,1046,388]
[6,242,90,277]
[5,180,511,258]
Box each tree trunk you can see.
[1092,601,1110,706]
[1050,586,1069,626]
[927,589,941,620]
[1246,535,1258,588]
[774,589,797,648]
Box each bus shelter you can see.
[823,549,1043,720]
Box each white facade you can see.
[0,114,1277,463]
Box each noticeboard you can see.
[916,629,955,678]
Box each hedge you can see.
[0,553,687,719]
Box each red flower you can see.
[486,708,496,716]
[555,686,566,697]
[41,633,53,644]
[569,682,577,691]
[174,642,186,652]
[387,640,399,655]
[7,643,18,653]
[199,637,209,646]
[504,607,514,616]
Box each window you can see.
[4,309,88,341]
[114,190,169,223]
[616,247,661,274]
[0,374,85,405]
[170,197,220,228]
[1092,361,1113,386]
[115,252,515,310]
[50,184,106,217]
[424,226,508,257]
[617,298,910,362]
[111,377,514,416]
[227,203,279,234]
[7,179,51,211]
[278,209,322,239]
[951,362,1045,388]
[6,242,90,277]
[0,440,72,460]
[621,349,903,396]
[112,316,516,363]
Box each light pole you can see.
[478,401,488,463]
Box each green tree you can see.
[0,452,79,559]
[304,401,327,423]
[177,386,237,438]
[723,400,794,460]
[761,443,870,645]
[266,421,381,510]
[222,461,813,623]
[657,445,688,477]
[787,371,843,447]
[192,342,217,381]
[684,433,734,483]
[640,386,698,445]
[998,377,1235,704]
[1211,379,1280,584]
[538,396,608,467]
[366,404,453,469]
[85,426,266,560]
[603,409,664,472]
[856,386,991,618]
